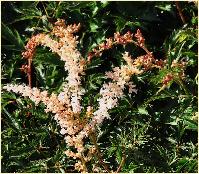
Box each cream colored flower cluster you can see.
[3,83,90,172]
[3,19,152,172]
[72,52,141,148]
[36,20,85,114]
[92,53,140,124]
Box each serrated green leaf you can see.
[138,107,149,115]
[3,108,21,131]
[87,58,103,70]
[2,23,24,51]
[90,22,99,32]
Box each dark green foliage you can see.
[1,1,198,173]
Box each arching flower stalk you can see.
[3,19,175,172]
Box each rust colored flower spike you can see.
[135,29,145,47]
[133,52,155,70]
[22,35,39,59]
[20,64,30,74]
[162,74,173,85]
[87,29,152,63]
[114,31,133,45]
[154,59,166,68]
[87,31,134,62]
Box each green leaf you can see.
[2,23,24,51]
[88,73,105,90]
[138,107,149,115]
[90,22,99,32]
[176,158,189,172]
[114,16,127,31]
[107,146,117,157]
[2,45,22,51]
[116,147,122,163]
[184,118,198,130]
[155,4,172,12]
[10,15,40,24]
[15,6,42,18]
[2,108,21,131]
[86,58,103,70]
[92,6,99,16]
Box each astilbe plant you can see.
[3,19,187,173]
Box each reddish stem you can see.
[116,146,126,173]
[175,1,186,24]
[27,59,32,87]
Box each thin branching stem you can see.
[130,40,151,55]
[116,146,126,173]
[89,132,111,173]
[177,78,190,96]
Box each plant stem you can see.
[177,78,190,96]
[42,2,50,18]
[79,155,88,172]
[116,147,126,173]
[130,40,151,55]
[53,1,62,18]
[175,1,186,24]
[89,132,111,173]
[28,59,32,87]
